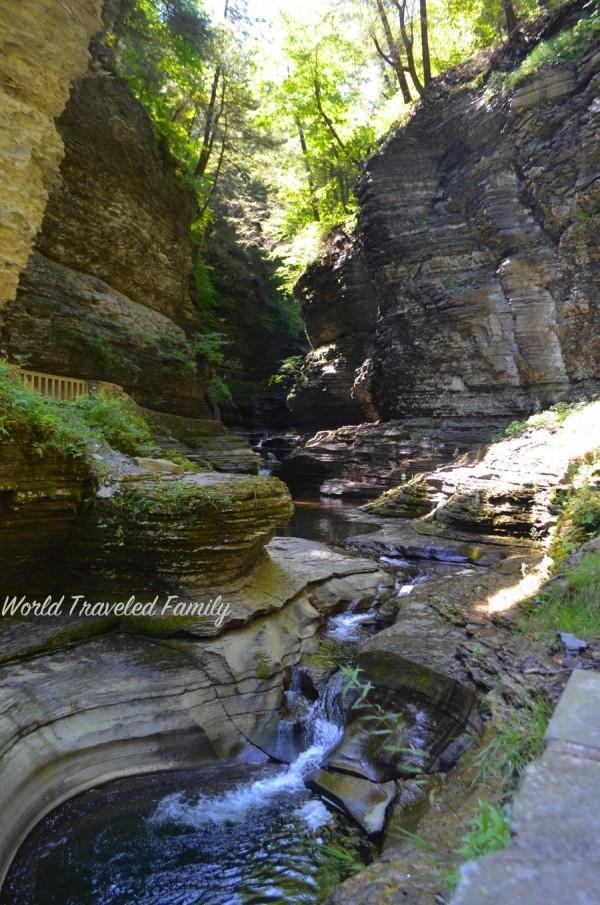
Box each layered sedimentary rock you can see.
[282,419,500,496]
[66,471,294,592]
[0,537,391,887]
[292,8,600,426]
[0,425,92,592]
[0,0,102,311]
[2,53,211,418]
[290,233,379,428]
[365,401,600,540]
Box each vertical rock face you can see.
[2,53,212,418]
[291,233,380,427]
[292,17,600,426]
[0,0,102,311]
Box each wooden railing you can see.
[17,368,90,400]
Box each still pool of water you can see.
[276,498,377,546]
[2,757,368,905]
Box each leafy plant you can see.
[491,5,600,92]
[470,696,551,789]
[0,361,155,460]
[458,800,511,861]
[269,355,305,390]
[208,374,233,406]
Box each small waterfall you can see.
[151,696,342,829]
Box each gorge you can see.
[0,1,598,903]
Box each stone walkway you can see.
[452,670,600,904]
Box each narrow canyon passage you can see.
[0,0,598,903]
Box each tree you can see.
[502,0,518,34]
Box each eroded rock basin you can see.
[1,493,499,904]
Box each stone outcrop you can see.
[2,52,212,418]
[282,419,500,496]
[0,0,102,311]
[66,471,294,593]
[0,425,92,593]
[0,536,391,887]
[291,6,600,427]
[365,401,600,540]
[290,233,379,428]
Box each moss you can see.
[254,651,272,679]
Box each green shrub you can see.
[491,6,600,92]
[208,374,233,406]
[0,361,155,460]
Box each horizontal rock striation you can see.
[0,426,92,593]
[2,53,211,418]
[0,537,391,888]
[282,419,501,496]
[0,0,102,311]
[66,471,295,592]
[290,233,379,428]
[365,400,600,540]
[292,13,600,427]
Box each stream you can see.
[2,450,475,905]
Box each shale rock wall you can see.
[2,52,211,418]
[293,9,600,425]
[0,0,102,312]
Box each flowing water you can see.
[3,460,476,905]
[2,696,367,905]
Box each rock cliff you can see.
[2,52,211,418]
[292,8,599,427]
[0,0,102,312]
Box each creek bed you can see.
[2,493,480,905]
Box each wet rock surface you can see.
[0,535,392,887]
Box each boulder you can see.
[308,770,396,834]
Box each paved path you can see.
[452,670,600,905]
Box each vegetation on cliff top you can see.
[0,362,155,459]
[103,1,588,326]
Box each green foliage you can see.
[521,552,600,642]
[492,4,600,91]
[208,374,233,406]
[471,697,551,788]
[191,331,228,366]
[70,393,155,456]
[496,400,585,440]
[269,355,305,389]
[0,362,154,460]
[458,800,511,861]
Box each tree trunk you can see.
[296,119,320,222]
[393,0,425,98]
[374,0,412,103]
[194,66,222,178]
[503,0,518,34]
[420,0,432,86]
